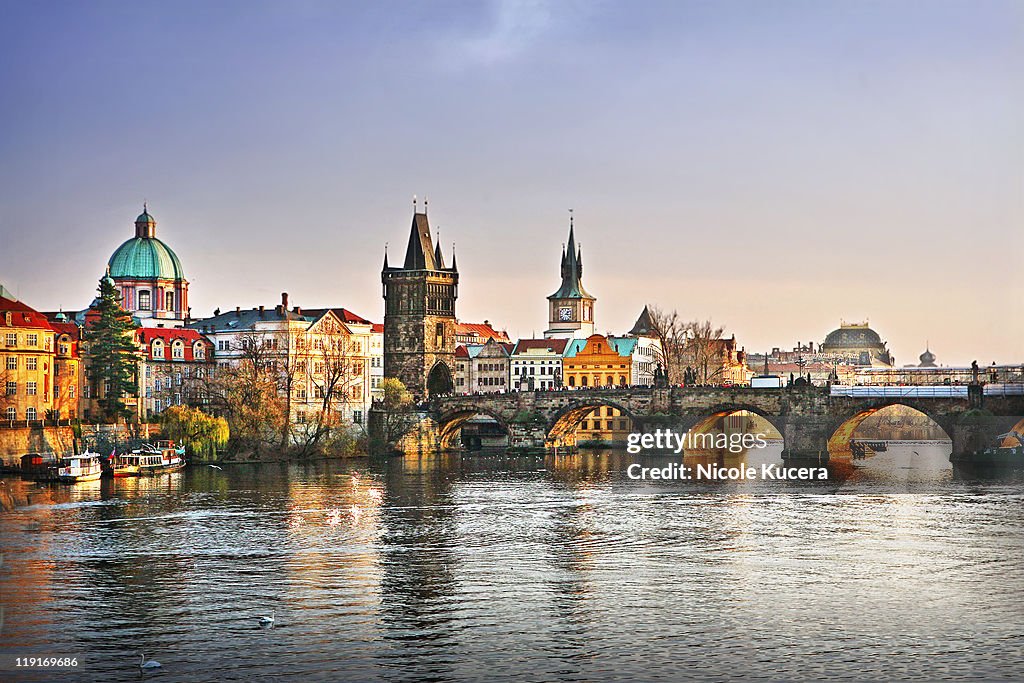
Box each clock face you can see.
[558,306,573,321]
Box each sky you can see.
[0,0,1020,366]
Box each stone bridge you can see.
[381,385,1024,460]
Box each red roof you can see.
[0,296,55,331]
[303,307,373,325]
[50,321,81,339]
[455,345,470,358]
[140,328,213,362]
[456,321,509,342]
[371,323,384,334]
[513,338,568,354]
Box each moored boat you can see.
[950,445,1024,469]
[34,452,104,483]
[110,441,186,477]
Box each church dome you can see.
[919,347,936,367]
[822,323,882,349]
[107,208,186,281]
[108,237,185,280]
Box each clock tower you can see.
[544,215,596,339]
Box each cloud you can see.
[441,0,579,68]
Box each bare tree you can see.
[290,326,363,456]
[202,329,285,454]
[647,306,733,386]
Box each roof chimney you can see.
[235,306,241,316]
[282,292,289,310]
[258,305,265,317]
[293,306,302,315]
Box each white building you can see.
[510,338,567,391]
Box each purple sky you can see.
[0,1,1020,366]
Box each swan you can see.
[207,464,223,470]
[140,653,161,669]
[259,611,275,626]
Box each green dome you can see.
[108,237,185,280]
[136,211,156,224]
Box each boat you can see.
[34,452,103,483]
[18,452,60,480]
[950,445,1024,469]
[110,441,187,477]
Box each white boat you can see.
[52,453,104,483]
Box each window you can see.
[581,376,588,387]
[4,407,14,420]
[153,341,164,359]
[154,399,162,412]
[54,385,60,398]
[175,373,182,386]
[174,393,181,405]
[165,291,175,311]
[5,333,16,347]
[26,357,37,371]
[568,376,575,387]
[194,343,205,359]
[26,333,38,347]
[6,356,15,370]
[139,290,151,310]
[26,381,37,396]
[353,410,363,425]
[172,342,184,359]
[59,343,69,355]
[26,407,37,421]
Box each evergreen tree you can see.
[86,273,139,422]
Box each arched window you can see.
[172,340,184,359]
[26,407,37,421]
[606,376,614,386]
[568,376,576,387]
[4,407,15,420]
[138,290,151,310]
[581,376,588,387]
[194,342,205,359]
[165,291,175,311]
[152,340,164,359]
[619,376,627,386]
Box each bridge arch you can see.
[683,404,785,454]
[546,398,640,447]
[827,401,953,458]
[435,406,511,450]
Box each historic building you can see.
[189,294,377,427]
[510,338,567,391]
[624,307,663,386]
[1,293,60,422]
[107,205,190,327]
[49,313,82,420]
[382,206,459,399]
[455,321,510,345]
[544,216,596,340]
[563,334,634,388]
[819,321,894,367]
[918,346,937,368]
[453,338,514,394]
[139,328,214,417]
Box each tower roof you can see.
[628,305,657,336]
[403,212,437,270]
[548,220,593,300]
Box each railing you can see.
[0,418,76,429]
[831,385,971,398]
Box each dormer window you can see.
[152,340,164,359]
[194,342,205,359]
[172,340,184,359]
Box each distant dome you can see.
[108,237,185,280]
[919,347,937,367]
[107,207,186,281]
[822,323,882,349]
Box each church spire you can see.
[548,210,593,301]
[382,243,389,270]
[433,228,445,269]
[402,209,437,270]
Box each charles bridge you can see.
[377,385,1024,460]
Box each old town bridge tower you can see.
[382,204,458,399]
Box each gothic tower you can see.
[382,205,459,399]
[544,215,596,339]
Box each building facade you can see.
[510,338,567,391]
[139,328,214,417]
[382,208,459,398]
[1,294,59,422]
[453,338,513,394]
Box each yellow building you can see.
[1,293,59,422]
[564,334,635,443]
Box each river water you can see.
[1,444,1022,681]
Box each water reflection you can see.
[0,449,1022,681]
